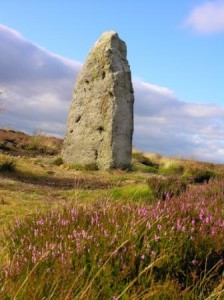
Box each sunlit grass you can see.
[110,184,152,202]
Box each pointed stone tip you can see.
[99,31,119,41]
[102,30,118,36]
[96,31,126,51]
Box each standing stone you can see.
[62,31,134,170]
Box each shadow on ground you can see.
[0,169,118,190]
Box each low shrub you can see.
[183,167,214,183]
[148,175,188,200]
[0,141,16,151]
[52,157,63,166]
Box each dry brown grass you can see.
[0,129,63,156]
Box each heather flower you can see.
[176,219,182,231]
[138,207,148,216]
[157,224,162,231]
[191,259,199,265]
[199,209,205,221]
[154,234,160,242]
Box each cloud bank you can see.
[134,80,224,162]
[0,24,81,136]
[1,24,224,163]
[184,1,224,34]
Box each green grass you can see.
[159,161,185,175]
[110,184,152,202]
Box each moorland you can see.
[0,128,224,299]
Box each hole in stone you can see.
[94,149,98,160]
[70,129,73,133]
[85,79,89,84]
[109,91,113,97]
[97,126,104,133]
[102,71,106,79]
[75,115,81,123]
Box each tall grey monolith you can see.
[62,31,134,170]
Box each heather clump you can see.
[183,166,214,183]
[1,202,167,299]
[1,179,224,299]
[148,175,188,200]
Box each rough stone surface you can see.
[62,31,134,170]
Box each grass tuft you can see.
[159,161,185,175]
[0,154,16,172]
[52,157,63,166]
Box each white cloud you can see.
[181,103,224,118]
[1,24,224,163]
[133,80,224,162]
[0,24,81,136]
[184,1,224,34]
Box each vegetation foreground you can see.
[0,129,224,299]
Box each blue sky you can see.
[0,1,224,162]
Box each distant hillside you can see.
[0,129,63,156]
